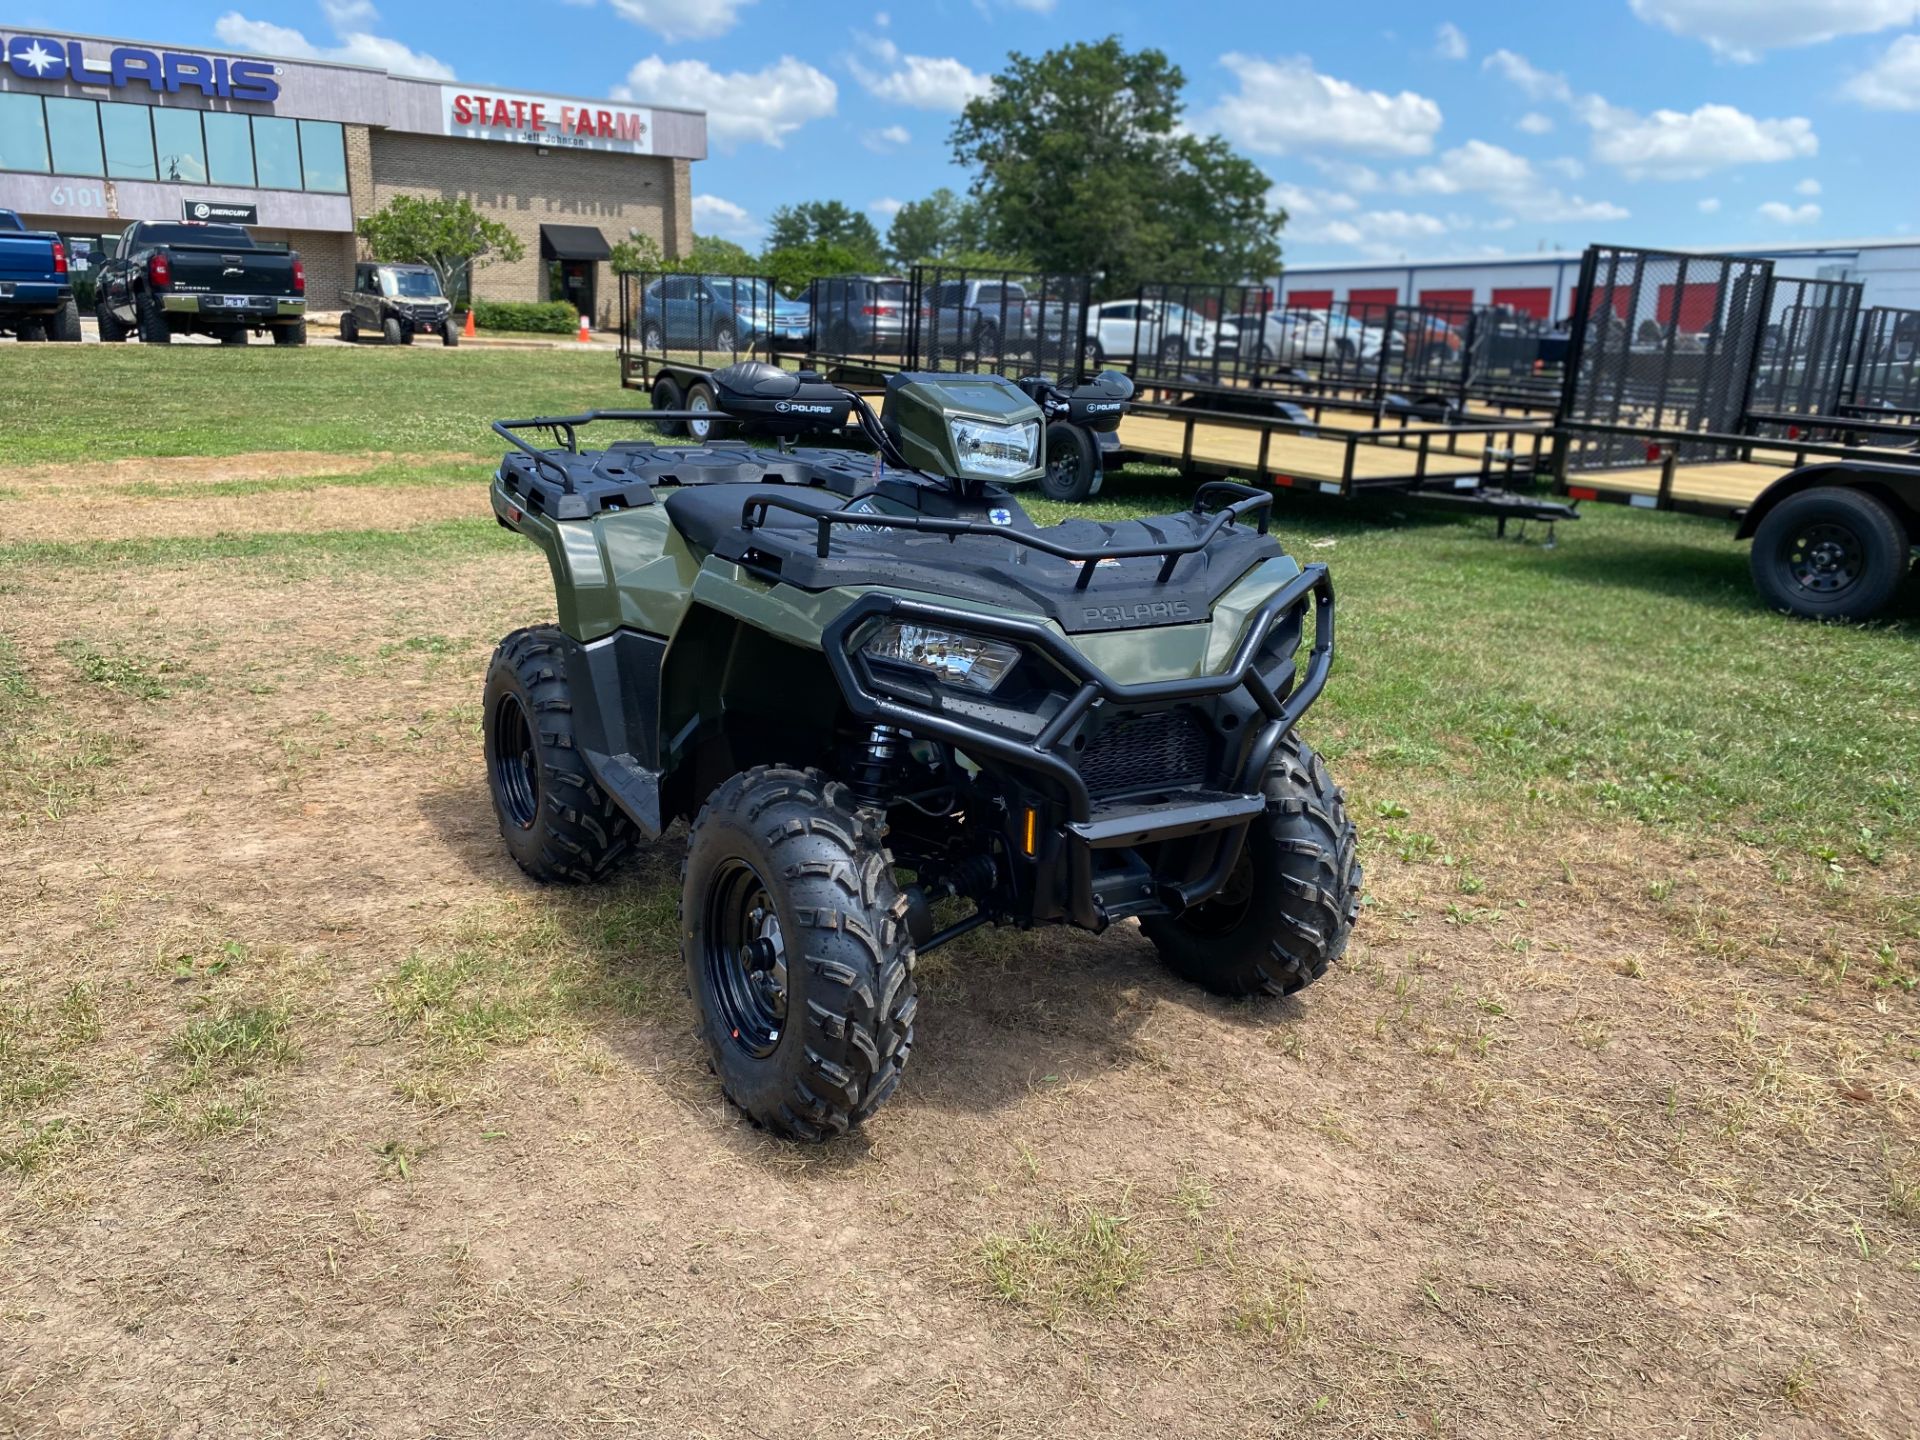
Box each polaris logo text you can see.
[773,401,836,415]
[1084,402,1121,413]
[2,36,280,102]
[1082,601,1192,624]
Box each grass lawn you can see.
[1,345,1916,1438]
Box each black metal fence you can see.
[617,269,781,377]
[1557,246,1773,471]
[895,264,1094,383]
[800,271,913,374]
[1846,306,1920,414]
[1747,275,1863,419]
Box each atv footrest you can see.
[583,747,664,838]
[1066,790,1266,849]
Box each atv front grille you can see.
[1076,708,1213,797]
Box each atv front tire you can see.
[682,766,917,1140]
[483,626,636,883]
[1142,733,1360,998]
[1040,420,1098,503]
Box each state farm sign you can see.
[440,87,653,155]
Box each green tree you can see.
[950,38,1283,296]
[758,240,865,297]
[687,233,758,274]
[355,194,525,303]
[766,200,885,266]
[609,233,665,275]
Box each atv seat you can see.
[663,484,845,554]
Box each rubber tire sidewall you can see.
[96,298,128,342]
[50,298,82,342]
[685,381,722,441]
[1750,487,1909,621]
[135,290,170,344]
[383,316,404,345]
[274,320,307,346]
[652,375,686,436]
[441,326,458,347]
[1040,420,1098,503]
[15,319,44,342]
[339,312,358,343]
[682,766,916,1140]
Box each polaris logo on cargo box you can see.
[3,36,281,102]
[773,401,836,415]
[1082,600,1192,625]
[1084,401,1121,413]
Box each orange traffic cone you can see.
[462,308,475,339]
[577,313,591,344]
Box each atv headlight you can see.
[861,622,1020,693]
[948,417,1040,479]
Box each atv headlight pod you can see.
[861,621,1020,693]
[948,416,1040,479]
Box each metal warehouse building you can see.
[0,28,706,326]
[1276,239,1920,320]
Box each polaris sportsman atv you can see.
[483,362,1361,1140]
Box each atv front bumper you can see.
[823,564,1334,930]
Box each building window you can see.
[45,98,104,177]
[101,103,156,180]
[252,116,301,190]
[152,108,207,183]
[0,93,51,174]
[204,111,254,187]
[298,120,346,193]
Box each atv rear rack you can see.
[745,480,1274,590]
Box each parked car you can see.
[1088,298,1218,366]
[1240,310,1387,365]
[339,261,457,346]
[700,275,811,351]
[633,274,766,352]
[95,220,306,345]
[811,274,909,355]
[0,209,81,342]
[920,277,1081,362]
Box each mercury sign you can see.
[440,87,653,155]
[1,35,280,101]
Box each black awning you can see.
[540,224,612,262]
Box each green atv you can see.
[483,362,1361,1139]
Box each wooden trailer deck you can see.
[1563,461,1786,509]
[1117,413,1523,487]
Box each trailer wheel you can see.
[685,380,723,442]
[1750,487,1909,621]
[651,375,687,437]
[1142,733,1361,999]
[1040,421,1097,503]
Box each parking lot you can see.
[2,345,1915,1437]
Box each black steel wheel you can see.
[1751,486,1909,621]
[482,626,636,883]
[651,374,687,436]
[682,766,917,1140]
[1142,732,1361,999]
[1039,420,1098,503]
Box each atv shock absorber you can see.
[848,723,907,810]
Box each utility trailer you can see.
[1553,245,1920,619]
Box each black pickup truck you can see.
[0,209,81,342]
[95,221,307,345]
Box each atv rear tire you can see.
[1750,486,1909,621]
[1142,732,1360,998]
[1040,420,1097,503]
[483,626,636,883]
[135,291,170,344]
[682,766,917,1141]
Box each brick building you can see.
[0,28,705,327]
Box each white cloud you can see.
[861,124,912,152]
[1211,53,1444,156]
[1435,22,1469,60]
[691,194,761,241]
[614,55,836,149]
[609,0,756,41]
[1006,0,1057,9]
[212,12,453,78]
[1266,181,1359,218]
[873,8,890,23]
[1628,0,1918,61]
[1306,158,1385,191]
[1758,199,1822,223]
[850,36,992,110]
[1482,49,1571,102]
[1844,33,1920,107]
[1546,156,1585,178]
[1796,177,1823,195]
[1698,196,1722,212]
[1386,140,1628,224]
[1579,96,1818,178]
[320,0,377,24]
[868,196,904,217]
[1517,111,1555,134]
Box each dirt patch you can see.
[2,450,422,497]
[0,479,490,544]
[2,550,1917,1439]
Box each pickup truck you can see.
[0,209,82,342]
[95,221,307,346]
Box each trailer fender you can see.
[1735,462,1920,542]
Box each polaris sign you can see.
[2,35,281,103]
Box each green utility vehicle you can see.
[484,362,1361,1139]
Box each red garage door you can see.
[1588,286,1632,322]
[1285,289,1332,310]
[1347,287,1400,323]
[1658,283,1720,333]
[1419,288,1474,318]
[1492,286,1552,319]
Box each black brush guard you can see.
[821,563,1334,930]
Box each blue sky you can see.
[41,0,1920,261]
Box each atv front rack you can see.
[746,481,1273,590]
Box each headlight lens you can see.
[861,622,1020,693]
[948,417,1040,478]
